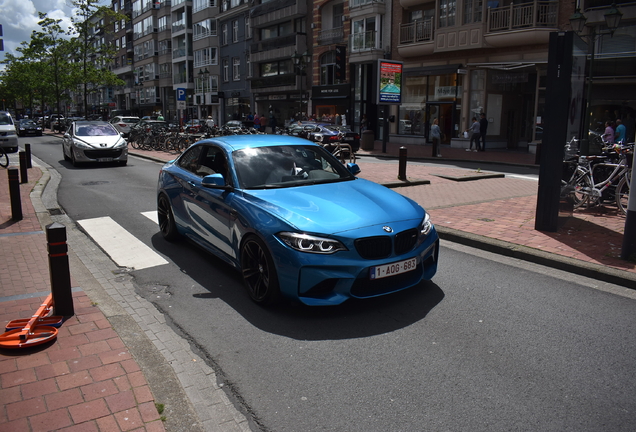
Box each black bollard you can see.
[398,146,407,181]
[19,151,28,184]
[25,143,32,168]
[46,223,75,317]
[8,167,22,221]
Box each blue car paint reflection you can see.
[157,135,439,306]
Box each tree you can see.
[68,0,126,116]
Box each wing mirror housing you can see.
[202,173,232,190]
[346,163,361,176]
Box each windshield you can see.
[76,124,119,137]
[0,113,13,125]
[233,145,355,189]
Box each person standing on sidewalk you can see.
[430,118,442,157]
[479,113,488,151]
[466,117,480,152]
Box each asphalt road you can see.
[27,136,636,431]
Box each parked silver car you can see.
[109,116,140,137]
[0,111,19,153]
[62,121,128,166]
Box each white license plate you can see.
[344,137,353,141]
[97,157,113,162]
[370,257,417,280]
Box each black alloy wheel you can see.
[240,236,281,304]
[157,194,180,241]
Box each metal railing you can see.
[318,27,345,45]
[399,18,433,44]
[488,1,558,32]
[350,31,380,51]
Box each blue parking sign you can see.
[176,88,186,101]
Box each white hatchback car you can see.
[109,116,140,137]
[0,112,19,153]
[62,121,128,166]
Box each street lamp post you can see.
[569,2,623,156]
[292,51,311,120]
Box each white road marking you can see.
[141,211,159,224]
[77,216,168,270]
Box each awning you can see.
[403,64,463,76]
[466,61,547,71]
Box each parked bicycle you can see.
[561,143,632,215]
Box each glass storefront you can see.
[398,72,462,143]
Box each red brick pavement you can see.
[0,163,166,431]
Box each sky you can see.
[0,0,78,65]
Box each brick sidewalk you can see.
[0,163,166,432]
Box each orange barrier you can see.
[0,295,59,349]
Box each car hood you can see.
[243,178,424,234]
[74,136,122,148]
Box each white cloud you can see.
[0,0,95,63]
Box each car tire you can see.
[71,149,79,167]
[157,194,180,242]
[240,236,281,305]
[63,145,71,162]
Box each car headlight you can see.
[114,138,127,148]
[277,232,347,254]
[420,213,433,236]
[72,139,93,149]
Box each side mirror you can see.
[202,173,232,190]
[346,163,361,176]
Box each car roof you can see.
[199,134,317,152]
[73,121,112,125]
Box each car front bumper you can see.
[71,146,128,163]
[271,227,440,306]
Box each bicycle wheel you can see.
[571,172,593,209]
[0,149,8,168]
[616,174,630,215]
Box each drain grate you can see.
[48,208,64,215]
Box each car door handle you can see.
[187,181,197,188]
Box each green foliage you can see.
[0,2,126,115]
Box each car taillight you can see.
[354,134,360,139]
[119,123,126,127]
[329,136,339,142]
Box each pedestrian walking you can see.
[602,120,615,143]
[253,114,261,131]
[466,117,480,152]
[615,119,626,143]
[430,118,442,157]
[479,113,488,151]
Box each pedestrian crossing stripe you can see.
[77,216,168,270]
[141,211,158,224]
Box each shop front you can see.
[311,83,351,125]
[394,65,463,146]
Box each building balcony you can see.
[251,0,307,28]
[113,64,134,75]
[398,0,559,57]
[318,27,345,46]
[250,34,304,63]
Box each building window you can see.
[439,0,456,28]
[246,52,251,77]
[332,3,344,29]
[223,59,229,82]
[233,57,240,80]
[320,51,336,85]
[222,23,228,45]
[232,20,239,42]
[463,0,482,24]
[259,59,292,77]
[245,16,251,39]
